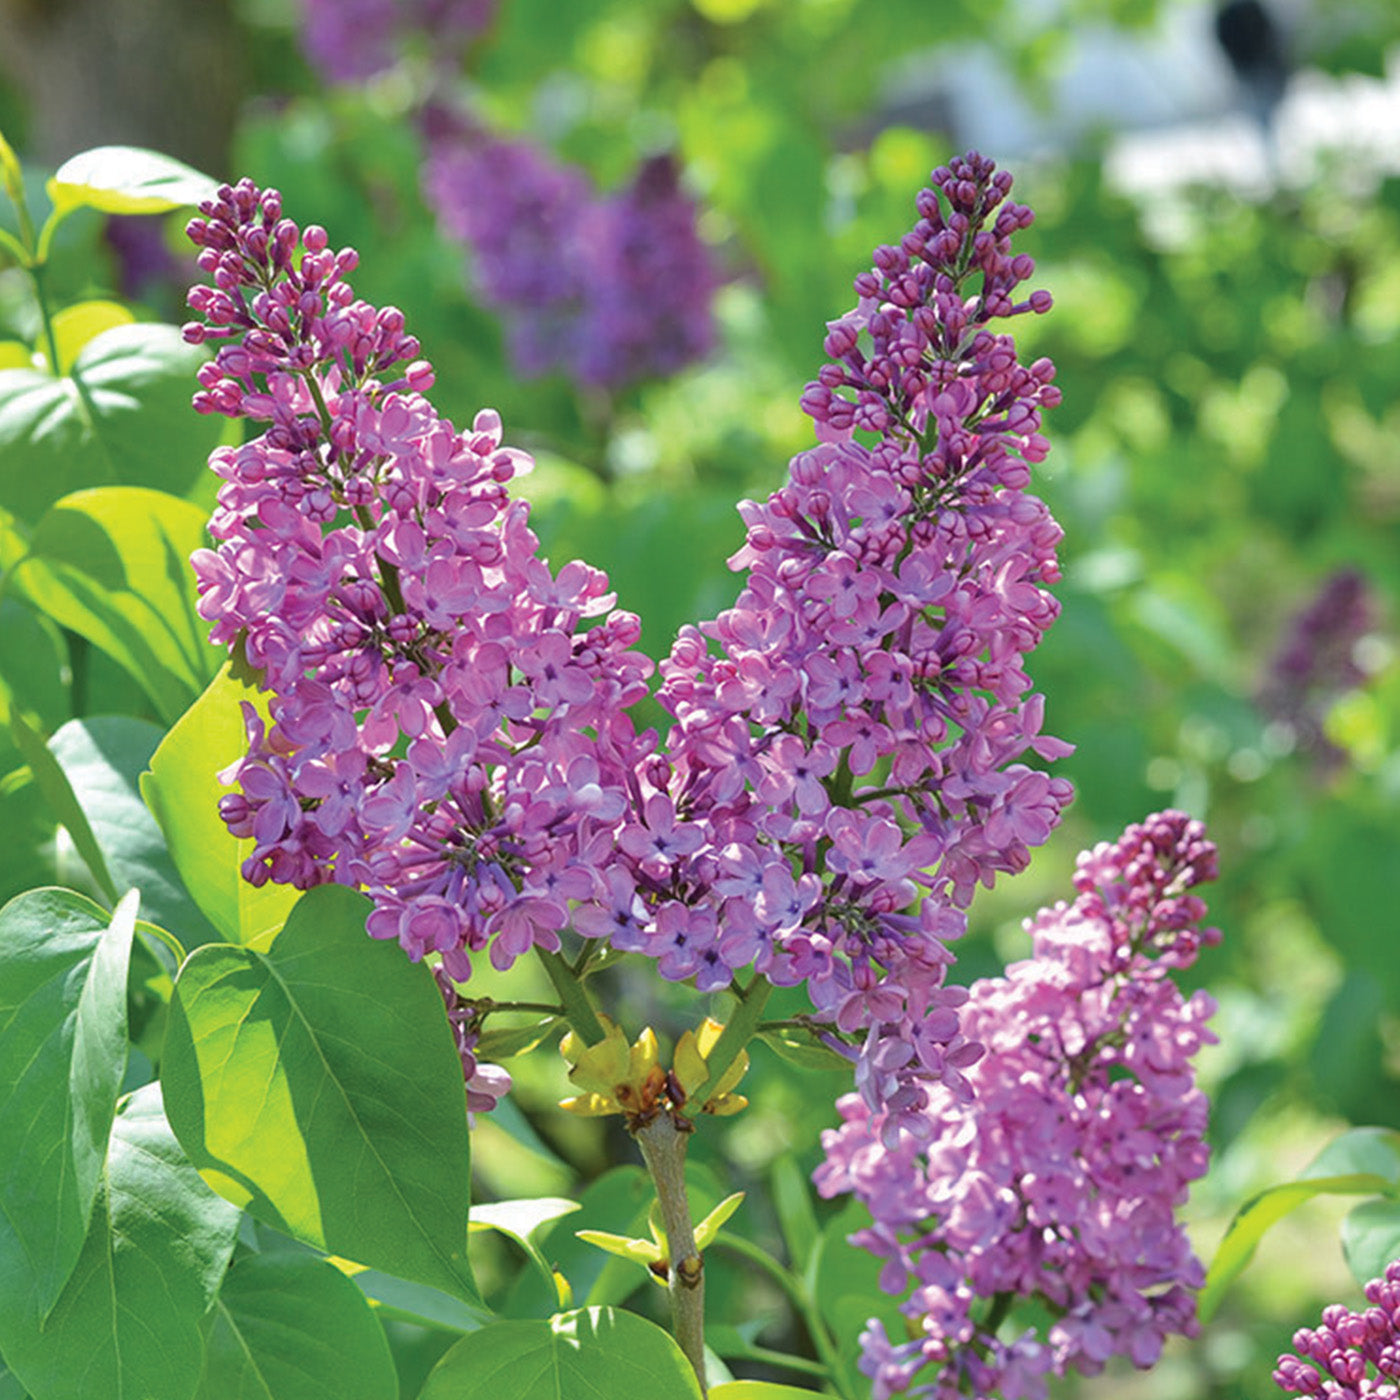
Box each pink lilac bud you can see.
[421,112,715,389]
[1274,1258,1400,1397]
[815,811,1220,1398]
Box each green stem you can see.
[535,947,604,1043]
[690,974,772,1108]
[136,920,188,971]
[26,258,64,378]
[635,1113,707,1396]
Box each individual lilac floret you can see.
[1273,1257,1400,1398]
[184,178,656,997]
[815,811,1221,1399]
[609,151,1073,1125]
[1260,567,1379,776]
[421,114,716,390]
[299,0,496,83]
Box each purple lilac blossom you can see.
[815,810,1221,1399]
[434,965,511,1118]
[183,178,657,996]
[1274,1257,1400,1397]
[1260,567,1378,775]
[602,151,1074,1129]
[421,118,715,389]
[299,0,496,84]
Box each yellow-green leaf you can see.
[45,301,135,376]
[47,145,217,216]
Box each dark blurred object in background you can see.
[0,0,239,177]
[1215,0,1291,122]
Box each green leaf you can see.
[418,1307,703,1400]
[470,1197,582,1287]
[8,710,116,901]
[0,324,221,525]
[0,597,68,733]
[0,1082,240,1400]
[197,1251,398,1400]
[0,1360,26,1400]
[711,1384,826,1399]
[757,1026,853,1073]
[1199,1172,1400,1322]
[141,655,298,944]
[473,1016,561,1060]
[13,486,220,721]
[0,341,31,371]
[1343,1197,1400,1288]
[49,716,221,945]
[770,1155,820,1275]
[574,1230,662,1269]
[0,887,134,1315]
[350,1269,489,1333]
[45,300,135,376]
[47,145,218,216]
[694,1193,745,1252]
[1301,1127,1400,1182]
[160,884,481,1307]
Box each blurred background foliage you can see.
[3,0,1400,1395]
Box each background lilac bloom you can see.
[298,0,497,84]
[816,810,1220,1399]
[422,115,715,390]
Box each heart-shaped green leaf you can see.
[47,145,217,216]
[1343,1197,1400,1288]
[46,301,135,376]
[0,887,134,1314]
[161,884,480,1307]
[0,324,221,525]
[0,1082,240,1400]
[48,716,221,946]
[197,1251,398,1400]
[419,1308,703,1400]
[13,485,220,720]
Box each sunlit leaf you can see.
[418,1308,703,1400]
[14,486,219,721]
[1343,1197,1400,1288]
[141,654,298,945]
[47,145,217,216]
[161,884,481,1307]
[45,301,135,376]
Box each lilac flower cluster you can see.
[624,152,1072,1127]
[422,120,715,390]
[815,810,1221,1399]
[1274,1258,1400,1397]
[184,178,656,986]
[183,154,1070,1140]
[1260,567,1378,774]
[299,0,496,84]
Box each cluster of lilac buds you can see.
[1274,1258,1400,1397]
[641,151,1073,1128]
[433,966,511,1119]
[815,810,1221,1399]
[298,0,497,84]
[422,115,715,390]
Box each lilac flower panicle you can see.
[422,117,715,389]
[183,179,657,1104]
[621,151,1074,1134]
[815,810,1221,1399]
[185,152,1070,1134]
[1274,1258,1400,1398]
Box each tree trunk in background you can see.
[0,0,241,178]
